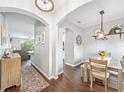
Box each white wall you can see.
[0,13,5,45]
[0,13,6,57]
[82,18,124,62]
[65,29,74,65]
[73,28,83,65]
[32,25,50,78]
[0,13,10,47]
[57,20,83,74]
[60,20,83,64]
[0,13,5,26]
[5,13,35,39]
[57,28,64,74]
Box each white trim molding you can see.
[49,76,58,80]
[65,63,75,67]
[31,63,58,80]
[65,61,83,67]
[58,71,63,75]
[74,62,83,67]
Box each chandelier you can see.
[35,0,54,12]
[93,10,124,40]
[93,10,107,40]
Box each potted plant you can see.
[109,24,123,34]
[98,51,106,59]
[21,40,34,50]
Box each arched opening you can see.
[56,0,92,77]
[0,7,50,92]
[0,7,48,25]
[56,0,124,92]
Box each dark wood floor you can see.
[42,64,107,92]
[6,64,115,92]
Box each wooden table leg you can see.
[118,69,123,92]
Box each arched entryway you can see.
[0,7,51,92]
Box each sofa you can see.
[13,49,30,62]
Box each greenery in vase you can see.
[109,24,123,34]
[21,40,34,50]
[98,51,106,57]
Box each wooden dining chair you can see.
[89,58,109,92]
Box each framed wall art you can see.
[35,35,41,44]
[76,35,82,46]
[41,31,45,44]
[35,31,45,45]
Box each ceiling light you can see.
[35,0,54,12]
[93,10,107,40]
[93,10,124,40]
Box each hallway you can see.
[5,62,49,92]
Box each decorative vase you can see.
[115,30,120,33]
[100,56,104,59]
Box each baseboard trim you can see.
[31,63,58,80]
[31,63,50,80]
[65,62,83,67]
[58,71,63,75]
[49,76,58,80]
[65,63,75,67]
[74,62,83,67]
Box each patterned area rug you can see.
[20,63,49,92]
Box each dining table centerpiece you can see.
[98,51,106,59]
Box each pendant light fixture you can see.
[93,10,107,40]
[35,0,54,12]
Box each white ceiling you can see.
[53,0,66,11]
[5,12,44,39]
[65,0,124,29]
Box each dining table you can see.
[81,56,123,92]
